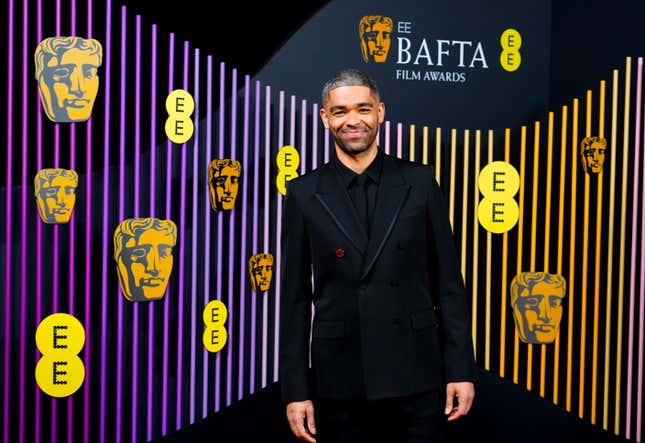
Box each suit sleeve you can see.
[426,170,477,383]
[279,181,314,403]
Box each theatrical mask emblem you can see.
[34,168,78,224]
[113,218,177,302]
[208,159,241,211]
[580,136,607,174]
[35,36,103,123]
[359,15,393,63]
[248,253,274,292]
[510,272,566,344]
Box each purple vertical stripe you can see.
[146,23,157,442]
[262,85,271,388]
[52,95,60,443]
[189,48,200,424]
[312,103,318,168]
[396,123,403,159]
[84,1,94,440]
[99,1,112,441]
[290,95,296,146]
[226,68,238,406]
[324,124,330,164]
[300,99,307,174]
[161,32,175,436]
[131,14,142,443]
[250,79,261,395]
[627,57,643,438]
[238,74,251,401]
[116,7,127,442]
[215,61,225,414]
[385,121,391,155]
[636,65,645,442]
[19,0,28,439]
[4,0,13,438]
[202,55,213,419]
[35,2,43,439]
[175,40,190,430]
[275,90,285,382]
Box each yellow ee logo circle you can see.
[500,28,522,72]
[165,89,195,144]
[203,300,228,353]
[35,313,86,397]
[276,145,300,196]
[477,161,520,233]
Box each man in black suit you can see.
[280,68,476,442]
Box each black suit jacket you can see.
[279,151,476,403]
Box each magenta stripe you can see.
[226,68,238,406]
[146,23,157,442]
[19,0,28,439]
[189,47,200,424]
[397,123,403,158]
[130,13,142,443]
[627,57,643,438]
[262,85,271,388]
[116,7,127,442]
[300,99,307,174]
[83,0,94,440]
[250,79,261,395]
[290,95,296,146]
[238,74,251,401]
[99,1,112,441]
[634,59,645,442]
[56,0,60,33]
[312,103,318,168]
[175,40,190,430]
[35,1,43,439]
[161,32,175,436]
[67,121,77,443]
[274,90,285,382]
[52,101,60,443]
[214,61,225,413]
[202,55,213,418]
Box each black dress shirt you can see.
[333,149,383,237]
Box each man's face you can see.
[320,85,384,157]
[362,21,392,63]
[582,142,606,174]
[117,230,175,301]
[513,281,564,344]
[39,47,100,122]
[209,166,240,211]
[36,174,77,223]
[250,256,273,292]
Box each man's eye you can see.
[216,178,225,185]
[333,111,345,117]
[84,66,98,78]
[53,67,71,80]
[130,248,146,259]
[45,189,57,197]
[550,298,562,308]
[231,177,239,184]
[65,187,75,195]
[159,246,172,258]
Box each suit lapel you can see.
[361,154,410,280]
[315,164,368,254]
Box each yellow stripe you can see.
[500,128,511,378]
[514,125,527,385]
[410,124,416,162]
[615,56,631,435]
[579,90,592,419]
[591,80,606,425]
[472,130,481,360]
[422,126,429,166]
[567,98,579,412]
[485,130,493,371]
[541,112,554,399]
[554,105,568,405]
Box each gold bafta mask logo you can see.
[248,253,274,292]
[34,168,78,224]
[35,36,103,123]
[208,159,241,211]
[510,272,566,344]
[359,16,393,63]
[580,136,607,174]
[113,218,177,302]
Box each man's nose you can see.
[145,251,160,275]
[56,190,66,205]
[223,180,231,194]
[538,302,552,322]
[69,69,86,95]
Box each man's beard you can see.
[333,127,377,155]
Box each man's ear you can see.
[320,107,329,129]
[378,102,385,124]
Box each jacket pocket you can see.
[411,309,438,330]
[312,320,345,338]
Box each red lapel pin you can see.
[335,248,345,258]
